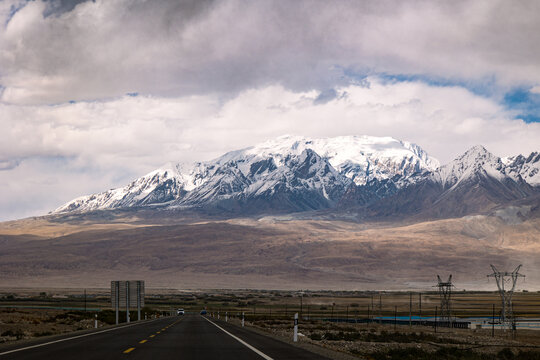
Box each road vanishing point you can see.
[0,314,330,359]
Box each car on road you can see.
[200,310,207,315]
[177,308,185,315]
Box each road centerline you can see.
[202,316,274,360]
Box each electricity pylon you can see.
[436,274,454,323]
[487,264,525,330]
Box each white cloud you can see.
[1,0,540,221]
[1,78,539,220]
[2,0,540,104]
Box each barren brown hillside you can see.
[1,214,539,290]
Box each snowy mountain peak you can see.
[435,145,506,188]
[52,167,186,214]
[243,134,439,185]
[504,151,540,186]
[52,134,438,214]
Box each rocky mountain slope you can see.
[52,135,540,219]
[53,135,439,215]
[347,145,539,219]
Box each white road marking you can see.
[0,318,166,357]
[202,316,273,360]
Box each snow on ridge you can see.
[434,145,507,188]
[52,167,184,214]
[208,134,439,185]
[51,135,440,214]
[504,152,540,186]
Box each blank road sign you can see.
[111,280,145,307]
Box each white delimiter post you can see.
[293,313,298,342]
[226,312,228,322]
[94,314,98,328]
[242,312,245,327]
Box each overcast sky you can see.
[1,0,540,221]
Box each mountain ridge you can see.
[52,135,540,220]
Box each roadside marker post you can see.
[242,312,245,327]
[94,313,98,329]
[218,311,220,320]
[226,312,228,322]
[293,313,298,342]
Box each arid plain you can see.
[1,209,539,291]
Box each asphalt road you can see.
[0,314,330,359]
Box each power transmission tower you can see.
[435,274,454,324]
[487,264,525,330]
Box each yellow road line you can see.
[156,331,161,334]
[150,335,155,338]
[139,340,147,344]
[0,317,164,357]
[123,347,135,354]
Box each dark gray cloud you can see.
[1,0,540,221]
[2,0,540,104]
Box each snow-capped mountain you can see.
[358,145,539,219]
[53,168,186,214]
[51,135,539,218]
[434,145,507,188]
[504,152,540,187]
[52,135,438,214]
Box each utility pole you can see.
[419,293,422,318]
[299,292,303,319]
[379,294,382,324]
[409,292,412,328]
[492,304,495,337]
[435,306,438,333]
[488,264,525,331]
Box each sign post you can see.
[111,281,145,324]
[114,281,119,325]
[126,281,130,323]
